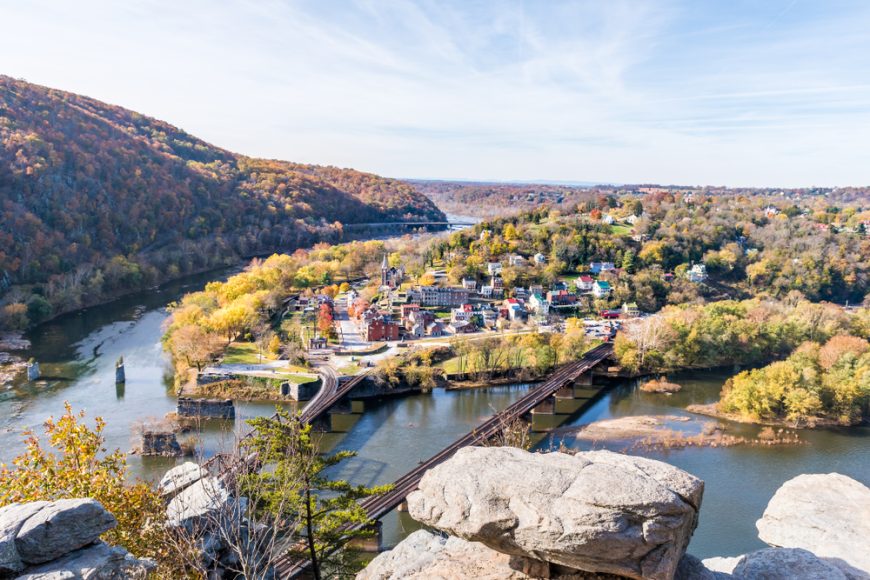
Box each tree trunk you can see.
[305,485,321,580]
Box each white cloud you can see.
[1,0,869,186]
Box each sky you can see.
[2,0,870,187]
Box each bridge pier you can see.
[329,399,365,432]
[348,520,382,552]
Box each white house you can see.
[451,308,472,323]
[687,264,707,283]
[487,261,503,275]
[461,278,477,291]
[602,214,615,225]
[593,280,612,298]
[575,275,594,292]
[533,253,547,265]
[529,293,550,316]
[508,254,527,267]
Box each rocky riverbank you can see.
[686,403,843,429]
[358,446,869,580]
[0,333,29,388]
[562,415,803,450]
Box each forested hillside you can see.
[0,76,443,327]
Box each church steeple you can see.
[381,253,389,287]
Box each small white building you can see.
[533,253,547,265]
[461,278,477,291]
[508,254,527,267]
[529,293,550,316]
[575,276,594,292]
[451,308,472,323]
[487,261,503,275]
[592,280,612,298]
[602,214,615,225]
[687,264,707,283]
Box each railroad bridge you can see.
[276,342,615,578]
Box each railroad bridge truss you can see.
[274,342,615,577]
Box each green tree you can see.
[241,409,392,579]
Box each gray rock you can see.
[15,499,116,565]
[166,476,239,529]
[357,529,452,580]
[732,547,847,579]
[756,473,870,575]
[675,554,718,580]
[16,540,155,579]
[407,447,704,580]
[159,461,206,497]
[702,556,741,576]
[0,502,48,574]
[357,529,623,579]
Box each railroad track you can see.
[204,365,363,475]
[276,342,613,578]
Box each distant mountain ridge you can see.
[0,75,444,287]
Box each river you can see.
[1,216,867,561]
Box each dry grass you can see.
[640,377,682,393]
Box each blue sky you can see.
[2,0,870,186]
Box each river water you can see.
[1,225,867,561]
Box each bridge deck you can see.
[276,342,613,578]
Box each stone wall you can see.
[176,397,235,419]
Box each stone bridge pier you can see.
[528,371,604,432]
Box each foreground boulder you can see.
[0,498,153,578]
[159,461,206,498]
[359,529,631,580]
[166,476,244,530]
[0,502,48,575]
[13,499,116,565]
[756,473,870,575]
[407,447,703,580]
[15,541,154,579]
[704,547,852,579]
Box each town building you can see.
[590,262,616,275]
[508,254,527,267]
[426,321,445,337]
[400,303,420,322]
[575,275,594,292]
[451,307,473,323]
[490,275,505,298]
[621,302,640,317]
[461,278,477,291]
[504,298,527,321]
[687,264,707,283]
[529,293,550,316]
[448,320,477,334]
[547,289,578,306]
[593,280,612,298]
[408,286,471,307]
[362,311,400,342]
[380,254,404,289]
[487,261,503,275]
